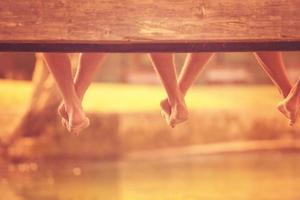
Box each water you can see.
[1,151,300,200]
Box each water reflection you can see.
[1,160,121,200]
[1,151,300,200]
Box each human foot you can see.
[160,99,171,123]
[277,79,300,126]
[160,97,188,128]
[67,116,90,135]
[59,101,90,133]
[58,102,68,128]
[60,103,90,134]
[169,101,188,128]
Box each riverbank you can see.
[0,80,299,160]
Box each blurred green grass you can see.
[83,83,280,114]
[0,80,31,112]
[0,79,281,113]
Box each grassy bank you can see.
[0,80,298,159]
[84,83,280,114]
[0,79,281,114]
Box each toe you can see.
[58,103,68,120]
[69,117,90,135]
[61,118,68,129]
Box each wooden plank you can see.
[0,0,300,52]
[0,41,300,52]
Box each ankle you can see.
[168,98,186,108]
[65,102,82,114]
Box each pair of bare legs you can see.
[149,53,213,127]
[43,53,106,134]
[255,52,300,125]
[149,54,189,127]
[150,52,300,127]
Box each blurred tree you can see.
[5,53,79,146]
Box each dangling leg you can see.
[160,53,214,117]
[43,53,89,134]
[254,52,299,125]
[254,52,292,98]
[74,53,107,100]
[149,53,188,127]
[277,77,300,125]
[58,53,106,126]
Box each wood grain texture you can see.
[0,0,299,52]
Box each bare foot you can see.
[58,102,68,128]
[160,99,171,122]
[160,97,188,128]
[169,101,188,128]
[60,103,90,135]
[277,79,300,126]
[67,116,90,135]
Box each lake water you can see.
[1,151,300,200]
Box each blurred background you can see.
[0,52,300,200]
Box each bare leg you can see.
[43,53,89,134]
[74,53,107,100]
[160,53,214,116]
[254,52,292,98]
[149,53,188,127]
[254,52,300,124]
[58,53,106,119]
[277,78,300,125]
